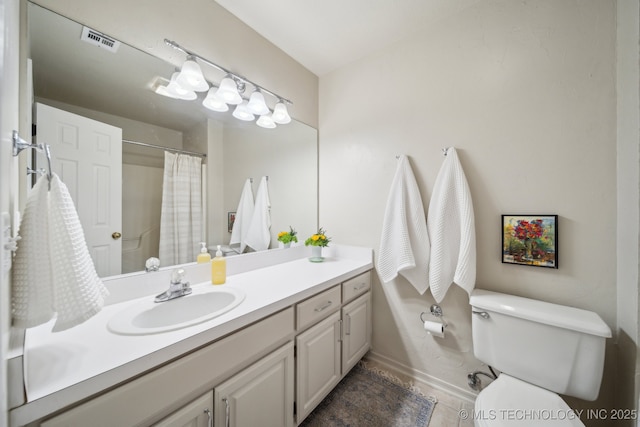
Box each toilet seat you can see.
[474,374,585,427]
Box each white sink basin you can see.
[107,286,245,335]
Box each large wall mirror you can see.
[26,2,318,278]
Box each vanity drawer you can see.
[342,271,371,303]
[297,285,341,331]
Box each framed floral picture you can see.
[228,212,236,233]
[502,215,558,268]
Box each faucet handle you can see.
[170,268,186,284]
[145,257,160,272]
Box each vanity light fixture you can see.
[161,39,293,128]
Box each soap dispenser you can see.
[197,242,211,264]
[211,245,226,285]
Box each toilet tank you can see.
[470,289,611,401]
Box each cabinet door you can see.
[296,311,342,422]
[152,391,213,427]
[214,342,294,427]
[342,292,371,374]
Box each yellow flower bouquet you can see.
[305,228,331,247]
[277,226,298,244]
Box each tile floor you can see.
[365,358,476,427]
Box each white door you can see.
[35,103,122,277]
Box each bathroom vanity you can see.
[9,245,372,427]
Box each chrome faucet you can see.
[154,268,192,303]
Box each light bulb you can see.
[202,88,229,112]
[272,102,291,124]
[247,90,270,115]
[156,72,197,100]
[176,56,209,92]
[256,114,276,129]
[232,101,255,121]
[216,76,243,105]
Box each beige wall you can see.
[30,0,319,128]
[320,0,619,411]
[223,122,318,249]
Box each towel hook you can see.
[13,130,53,189]
[13,130,42,156]
[441,147,449,157]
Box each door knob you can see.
[112,232,122,240]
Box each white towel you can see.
[378,155,430,294]
[11,176,55,328]
[48,174,109,331]
[427,148,476,303]
[11,174,108,332]
[229,179,255,253]
[244,176,271,252]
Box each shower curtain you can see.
[159,151,202,266]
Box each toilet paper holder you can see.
[419,304,448,327]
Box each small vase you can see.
[283,242,291,248]
[309,245,324,262]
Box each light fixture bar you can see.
[164,39,293,105]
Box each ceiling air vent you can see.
[80,26,120,53]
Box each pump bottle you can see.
[211,245,226,285]
[197,242,211,263]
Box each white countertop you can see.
[11,245,373,426]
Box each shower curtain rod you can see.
[123,139,207,158]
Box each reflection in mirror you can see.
[27,2,318,277]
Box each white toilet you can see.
[469,289,612,426]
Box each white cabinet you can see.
[295,271,372,424]
[152,391,213,427]
[214,342,294,427]
[39,308,294,427]
[342,292,371,374]
[295,311,342,421]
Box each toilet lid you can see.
[474,374,585,427]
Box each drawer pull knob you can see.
[353,283,367,291]
[204,409,212,427]
[314,301,333,312]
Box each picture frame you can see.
[502,215,558,268]
[228,212,236,233]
